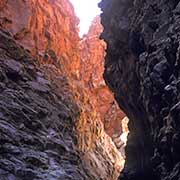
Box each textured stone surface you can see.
[0,28,87,180]
[80,16,125,138]
[0,0,80,77]
[0,27,124,180]
[0,0,125,179]
[100,0,180,179]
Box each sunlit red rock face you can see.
[79,16,125,137]
[0,0,80,77]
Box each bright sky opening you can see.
[70,0,102,37]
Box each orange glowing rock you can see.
[79,16,126,137]
[0,0,80,77]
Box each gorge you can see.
[0,0,126,180]
[1,0,180,180]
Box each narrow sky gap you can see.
[69,0,102,37]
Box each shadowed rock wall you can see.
[100,0,180,179]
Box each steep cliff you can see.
[0,28,90,180]
[0,0,80,77]
[79,16,125,139]
[0,1,124,180]
[100,0,180,179]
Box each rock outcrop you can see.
[0,0,125,180]
[0,0,80,77]
[80,16,125,138]
[100,0,180,179]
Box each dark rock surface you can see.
[100,0,180,179]
[0,28,96,180]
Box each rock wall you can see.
[0,0,80,77]
[79,16,125,138]
[100,0,180,179]
[0,0,125,180]
[0,28,91,180]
